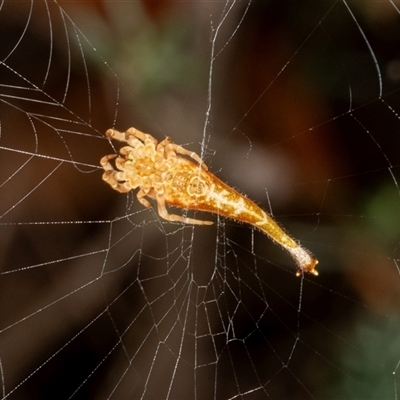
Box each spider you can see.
[101,127,318,276]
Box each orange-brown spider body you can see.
[101,127,318,276]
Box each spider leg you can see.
[155,136,208,170]
[101,155,134,193]
[137,188,153,208]
[155,193,213,226]
[126,127,158,145]
[100,154,117,171]
[106,127,158,147]
[157,136,172,151]
[102,171,132,193]
[170,143,208,171]
[105,128,126,142]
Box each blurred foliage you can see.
[335,314,400,399]
[366,183,400,249]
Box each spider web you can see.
[1,1,400,399]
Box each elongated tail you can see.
[254,215,318,275]
[206,177,318,275]
[165,159,319,276]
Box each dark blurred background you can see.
[1,1,400,399]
